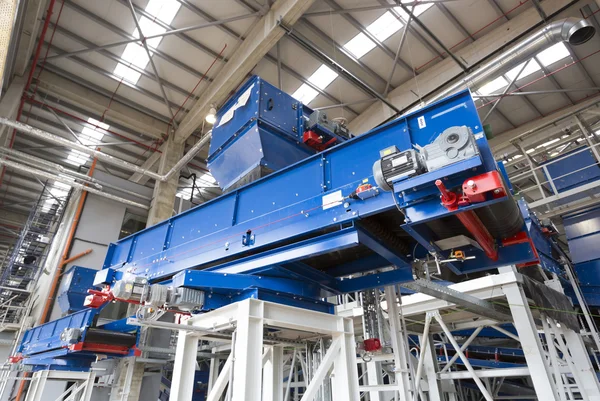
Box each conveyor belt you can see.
[85,329,137,347]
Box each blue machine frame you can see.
[16,80,564,371]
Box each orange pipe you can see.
[38,157,97,325]
[60,248,92,267]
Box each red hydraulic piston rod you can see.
[435,180,498,261]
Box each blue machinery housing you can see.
[16,76,575,371]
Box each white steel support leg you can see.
[331,318,360,401]
[433,312,494,401]
[78,371,96,401]
[540,315,567,401]
[502,283,559,401]
[302,337,341,401]
[24,370,49,401]
[231,299,265,401]
[263,346,284,401]
[207,348,220,394]
[170,330,200,401]
[557,323,600,401]
[366,361,383,401]
[207,354,233,401]
[384,286,412,401]
[420,334,443,401]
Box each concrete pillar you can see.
[146,137,184,226]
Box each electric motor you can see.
[373,147,421,191]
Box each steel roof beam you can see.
[378,0,446,61]
[323,0,415,75]
[175,0,364,114]
[47,23,198,102]
[41,64,173,126]
[43,43,183,116]
[347,0,573,134]
[61,0,214,84]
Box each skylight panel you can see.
[292,84,319,104]
[478,76,508,95]
[145,0,181,25]
[344,33,376,59]
[394,0,433,20]
[121,43,150,69]
[537,42,570,66]
[308,65,338,90]
[367,12,403,42]
[505,59,542,81]
[114,63,142,84]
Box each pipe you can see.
[60,248,92,267]
[39,158,98,326]
[0,158,149,210]
[0,118,211,182]
[426,18,595,105]
[0,146,102,189]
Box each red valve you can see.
[363,338,382,352]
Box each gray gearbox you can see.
[420,126,478,172]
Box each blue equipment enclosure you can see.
[57,266,98,314]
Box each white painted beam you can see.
[174,0,317,143]
[347,0,575,135]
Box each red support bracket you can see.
[435,180,498,261]
[68,342,131,355]
[501,231,540,268]
[302,131,337,152]
[461,171,506,205]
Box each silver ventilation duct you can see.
[427,17,595,105]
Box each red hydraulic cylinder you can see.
[435,180,498,261]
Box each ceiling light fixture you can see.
[206,106,217,124]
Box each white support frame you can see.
[24,370,96,401]
[170,298,360,401]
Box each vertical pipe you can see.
[38,157,97,325]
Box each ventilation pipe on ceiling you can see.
[0,118,211,182]
[0,158,149,210]
[425,17,596,105]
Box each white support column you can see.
[207,347,220,394]
[231,300,265,401]
[263,346,284,401]
[169,330,200,401]
[557,324,600,401]
[383,286,412,401]
[330,318,360,401]
[420,334,443,401]
[24,370,48,401]
[502,282,559,401]
[365,361,384,401]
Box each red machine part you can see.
[68,342,130,355]
[356,183,373,195]
[8,355,23,363]
[363,338,382,352]
[435,180,498,261]
[460,171,506,205]
[303,130,337,152]
[84,288,114,308]
[501,231,540,268]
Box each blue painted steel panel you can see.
[543,148,600,193]
[57,266,98,313]
[19,309,96,356]
[564,206,600,240]
[568,233,600,264]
